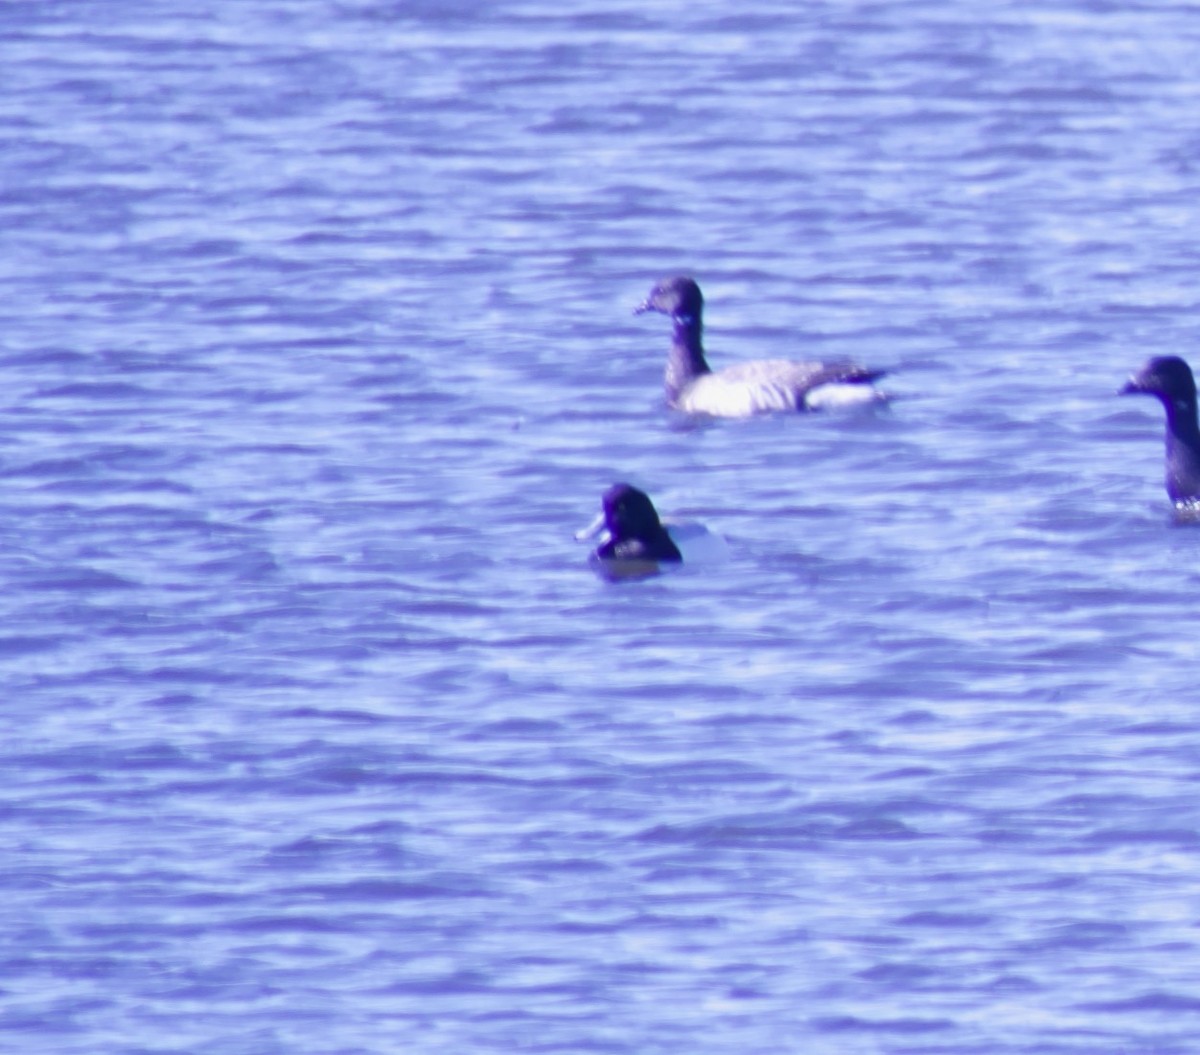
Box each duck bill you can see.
[1119,377,1143,395]
[633,299,652,315]
[574,510,609,542]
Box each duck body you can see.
[672,357,886,416]
[1121,355,1200,504]
[636,275,886,418]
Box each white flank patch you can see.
[803,382,884,411]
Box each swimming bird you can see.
[576,483,682,575]
[1120,355,1200,504]
[634,275,887,417]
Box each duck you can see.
[1120,355,1200,504]
[576,483,683,577]
[634,275,887,417]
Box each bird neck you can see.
[1162,393,1200,442]
[664,315,710,402]
[1161,395,1200,501]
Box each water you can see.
[4,1,1200,1051]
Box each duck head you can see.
[634,276,704,326]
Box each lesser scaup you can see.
[1120,355,1200,504]
[576,483,682,578]
[635,275,887,417]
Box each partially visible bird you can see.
[1120,355,1200,504]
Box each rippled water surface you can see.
[6,2,1200,1052]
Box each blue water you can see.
[5,2,1200,1052]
